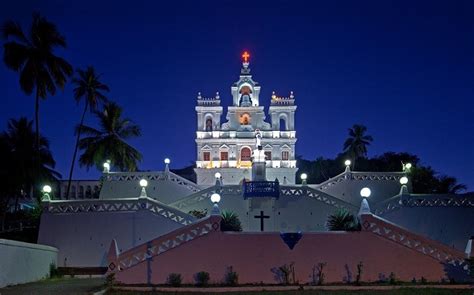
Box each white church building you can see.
[195,52,297,186]
[38,53,474,268]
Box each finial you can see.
[271,91,276,99]
[290,91,294,99]
[197,92,202,99]
[215,91,220,99]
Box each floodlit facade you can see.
[194,52,297,186]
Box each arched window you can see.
[240,147,252,161]
[279,116,287,131]
[205,118,213,131]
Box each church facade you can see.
[194,52,297,186]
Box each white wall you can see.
[38,208,185,267]
[0,239,58,288]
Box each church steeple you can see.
[232,51,261,107]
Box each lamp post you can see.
[301,173,308,186]
[399,176,409,195]
[210,193,221,215]
[164,158,170,173]
[139,179,148,198]
[403,162,412,172]
[215,172,222,186]
[103,161,111,173]
[42,185,52,202]
[358,187,371,216]
[344,159,351,172]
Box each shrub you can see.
[355,261,363,285]
[278,262,296,285]
[224,266,238,286]
[220,211,242,232]
[312,262,327,285]
[167,273,182,287]
[188,209,207,219]
[420,276,427,284]
[195,271,210,287]
[327,209,360,231]
[49,263,62,278]
[389,272,398,285]
[105,273,115,287]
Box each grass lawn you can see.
[107,288,473,295]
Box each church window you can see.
[220,151,228,161]
[203,151,211,161]
[205,118,213,131]
[264,151,272,160]
[279,116,287,131]
[240,113,250,125]
[282,150,289,161]
[240,147,251,161]
[240,85,252,95]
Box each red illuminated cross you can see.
[242,51,250,62]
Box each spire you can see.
[358,198,371,216]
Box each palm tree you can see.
[436,176,467,194]
[327,209,360,231]
[65,67,109,198]
[2,13,73,157]
[1,118,60,207]
[78,102,142,171]
[220,211,242,231]
[343,124,373,169]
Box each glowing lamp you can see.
[400,176,408,185]
[42,185,52,194]
[164,158,170,165]
[139,179,148,188]
[405,163,412,169]
[214,172,221,179]
[103,162,110,169]
[300,173,308,180]
[210,193,221,204]
[360,187,371,198]
[344,159,351,166]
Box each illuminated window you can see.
[264,151,272,160]
[282,151,289,161]
[205,118,213,131]
[220,151,228,161]
[203,151,211,161]
[240,147,251,161]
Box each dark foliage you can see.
[220,211,242,232]
[327,209,360,231]
[194,271,210,287]
[167,273,182,287]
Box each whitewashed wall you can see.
[0,239,58,287]
[38,209,186,267]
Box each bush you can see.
[167,273,182,287]
[220,211,242,232]
[195,271,210,287]
[105,273,115,287]
[355,261,363,285]
[49,263,62,278]
[327,209,360,231]
[224,266,238,286]
[389,272,398,285]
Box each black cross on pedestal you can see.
[254,210,270,231]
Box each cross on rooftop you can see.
[242,51,250,63]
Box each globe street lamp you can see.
[42,185,52,202]
[103,161,110,173]
[210,193,221,215]
[301,173,308,185]
[139,178,148,198]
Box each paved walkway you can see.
[0,278,105,295]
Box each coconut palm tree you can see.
[1,117,60,208]
[436,176,466,194]
[327,209,360,231]
[2,13,73,157]
[77,102,142,171]
[343,124,373,169]
[65,67,109,198]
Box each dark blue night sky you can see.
[1,1,473,189]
